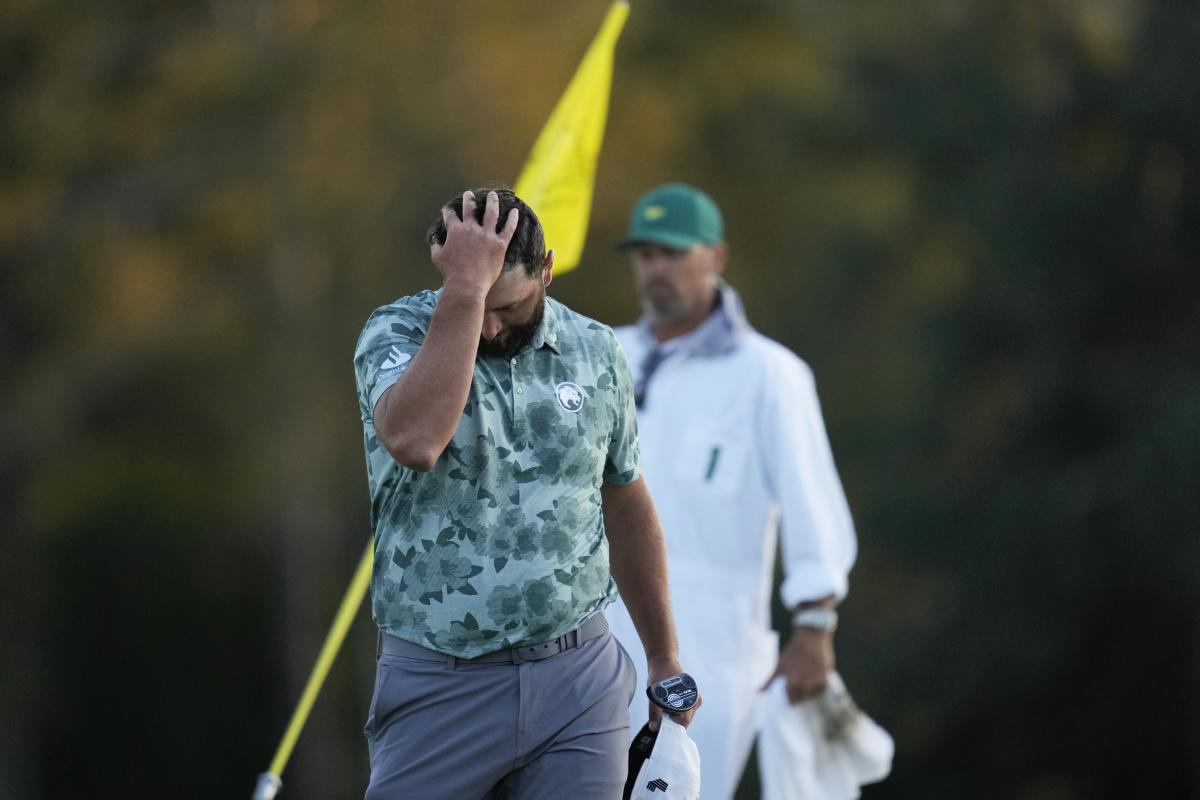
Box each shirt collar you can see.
[532,294,561,353]
[636,280,751,358]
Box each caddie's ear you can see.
[711,242,728,274]
[542,250,555,287]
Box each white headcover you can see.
[628,717,702,800]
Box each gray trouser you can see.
[364,618,637,800]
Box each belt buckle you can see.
[513,636,563,663]
[510,625,586,663]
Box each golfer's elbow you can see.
[373,391,445,471]
[379,429,442,472]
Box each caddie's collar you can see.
[636,280,751,358]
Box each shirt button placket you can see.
[511,357,526,434]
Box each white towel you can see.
[757,672,893,800]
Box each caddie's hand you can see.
[646,658,701,730]
[762,627,834,703]
[430,190,520,295]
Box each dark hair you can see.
[425,186,546,278]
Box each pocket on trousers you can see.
[363,663,390,741]
[365,654,448,742]
[614,634,639,707]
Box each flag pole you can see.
[253,540,374,800]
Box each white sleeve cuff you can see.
[780,562,850,608]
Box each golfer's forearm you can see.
[374,286,483,470]
[602,480,679,666]
[612,552,678,667]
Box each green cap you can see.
[618,183,724,250]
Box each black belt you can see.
[379,614,609,664]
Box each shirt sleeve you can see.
[353,303,427,423]
[757,353,858,605]
[603,332,643,485]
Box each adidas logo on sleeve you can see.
[379,346,412,378]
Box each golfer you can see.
[353,188,698,799]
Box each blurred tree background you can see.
[2,0,1197,797]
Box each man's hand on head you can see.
[430,190,520,297]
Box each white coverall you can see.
[607,283,858,799]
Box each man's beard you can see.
[478,290,546,360]
[642,278,682,319]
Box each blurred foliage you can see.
[2,1,1197,798]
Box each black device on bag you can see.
[646,673,699,713]
[623,722,658,800]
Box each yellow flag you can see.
[515,1,629,275]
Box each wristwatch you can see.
[792,606,838,633]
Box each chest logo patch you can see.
[555,381,585,413]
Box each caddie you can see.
[606,183,859,799]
